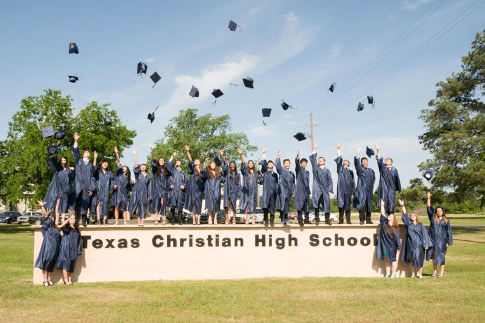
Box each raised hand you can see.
[37,200,46,207]
[398,199,405,206]
[277,150,281,157]
[237,148,243,155]
[261,147,266,154]
[149,144,154,150]
[375,144,380,152]
[296,150,301,157]
[133,150,137,155]
[93,151,98,159]
[357,148,361,153]
[184,145,190,152]
[73,132,80,141]
[114,146,118,154]
[427,191,431,199]
[313,142,318,150]
[336,143,341,150]
[172,151,178,157]
[219,150,224,156]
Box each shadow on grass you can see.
[452,227,485,235]
[447,217,485,220]
[0,224,34,235]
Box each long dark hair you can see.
[208,162,220,179]
[386,216,399,241]
[59,156,69,168]
[122,165,131,182]
[156,158,169,177]
[434,206,448,224]
[229,161,238,183]
[247,160,256,184]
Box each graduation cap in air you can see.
[422,169,435,181]
[228,20,244,32]
[133,62,148,81]
[262,108,272,126]
[242,77,254,89]
[69,42,79,54]
[281,100,297,110]
[189,85,199,98]
[209,89,224,105]
[47,145,58,156]
[365,146,375,158]
[68,75,79,83]
[294,132,308,141]
[328,82,336,93]
[147,105,159,124]
[357,102,365,112]
[54,129,66,140]
[104,118,112,126]
[214,157,222,167]
[150,72,161,89]
[42,126,55,138]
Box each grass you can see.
[1,224,485,322]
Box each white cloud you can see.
[401,0,431,11]
[330,43,341,58]
[282,12,299,22]
[247,124,277,137]
[144,57,157,63]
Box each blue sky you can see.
[1,0,484,189]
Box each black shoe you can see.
[304,220,311,225]
[325,220,332,226]
[315,220,320,226]
[299,222,304,227]
[82,216,87,227]
[264,221,269,227]
[270,221,274,227]
[347,221,352,225]
[360,221,365,225]
[338,221,344,224]
[366,221,374,224]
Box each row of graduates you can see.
[376,193,453,278]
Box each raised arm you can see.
[399,199,409,227]
[114,146,121,167]
[149,144,155,161]
[47,155,60,172]
[93,151,98,168]
[220,150,227,165]
[295,151,302,176]
[275,151,283,175]
[185,145,192,163]
[310,143,318,172]
[380,198,386,216]
[71,132,81,164]
[375,144,384,172]
[133,150,138,168]
[427,191,431,208]
[335,143,343,172]
[237,148,244,164]
[37,200,48,217]
[354,148,362,175]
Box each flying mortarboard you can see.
[211,89,224,98]
[104,118,112,126]
[294,132,307,141]
[68,75,79,83]
[365,146,375,158]
[69,42,79,54]
[54,129,66,140]
[328,82,336,93]
[42,126,55,138]
[367,95,376,108]
[242,77,254,89]
[147,105,159,124]
[214,157,222,167]
[281,100,297,110]
[228,20,238,31]
[150,72,161,89]
[357,102,365,112]
[422,169,435,181]
[133,62,148,81]
[189,85,199,98]
[262,108,272,117]
[47,145,58,156]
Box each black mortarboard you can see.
[150,72,161,88]
[42,126,55,138]
[47,145,58,156]
[367,96,374,104]
[242,77,254,88]
[357,102,364,112]
[328,83,336,92]
[422,169,435,181]
[294,132,307,141]
[212,89,224,98]
[281,100,290,110]
[69,42,79,54]
[189,85,199,98]
[68,75,79,83]
[262,108,272,117]
[54,129,66,140]
[147,112,155,123]
[365,146,375,158]
[137,62,147,75]
[104,118,112,126]
[228,20,237,31]
[214,157,222,167]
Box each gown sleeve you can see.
[446,220,453,245]
[401,213,410,228]
[41,216,52,236]
[427,206,435,222]
[421,224,433,249]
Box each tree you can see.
[150,108,257,168]
[0,90,136,204]
[419,27,485,205]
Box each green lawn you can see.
[1,224,484,322]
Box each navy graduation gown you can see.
[91,167,114,216]
[334,156,355,211]
[149,160,170,215]
[111,166,131,212]
[44,157,75,213]
[221,158,241,210]
[275,157,295,213]
[353,156,376,212]
[57,226,82,273]
[34,216,61,272]
[310,153,334,212]
[184,162,206,215]
[69,145,96,214]
[426,206,453,265]
[401,213,433,268]
[128,166,151,218]
[376,214,401,262]
[239,162,258,213]
[258,160,278,215]
[376,157,402,213]
[294,157,311,212]
[203,169,224,213]
[166,160,188,211]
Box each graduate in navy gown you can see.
[92,151,115,226]
[238,148,259,225]
[149,144,170,225]
[166,152,188,225]
[376,199,401,278]
[398,199,433,278]
[334,143,354,224]
[202,160,224,224]
[129,150,151,227]
[184,145,207,225]
[220,151,241,225]
[375,145,402,215]
[112,147,131,225]
[56,214,82,285]
[69,132,96,227]
[34,200,61,287]
[275,151,295,226]
[294,150,311,227]
[43,154,75,224]
[426,192,453,278]
[310,142,334,225]
[258,147,278,227]
[353,148,376,225]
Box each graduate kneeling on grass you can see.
[376,199,401,278]
[398,199,433,279]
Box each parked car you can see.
[18,212,43,225]
[234,208,264,224]
[0,211,22,224]
[288,212,338,223]
[200,210,226,224]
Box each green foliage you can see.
[0,90,136,205]
[149,109,257,170]
[419,28,485,204]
